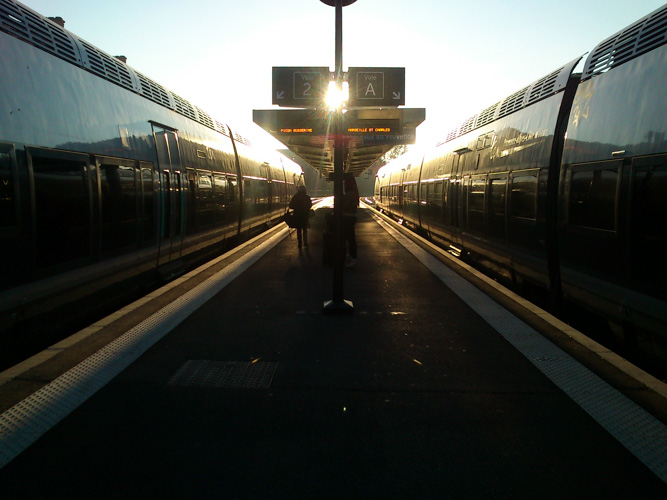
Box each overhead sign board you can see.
[347,67,405,107]
[253,109,417,146]
[272,67,330,107]
[253,109,325,135]
[345,119,400,135]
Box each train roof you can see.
[436,57,581,148]
[582,4,667,81]
[0,0,251,146]
[437,5,667,148]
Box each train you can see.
[0,0,304,358]
[374,5,667,369]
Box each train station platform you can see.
[1,201,666,498]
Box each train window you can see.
[213,175,227,221]
[468,175,486,232]
[198,173,213,190]
[443,178,453,226]
[408,183,418,204]
[259,179,268,207]
[488,177,507,239]
[185,168,197,231]
[100,162,138,253]
[173,172,183,237]
[475,132,495,150]
[228,176,238,203]
[165,131,182,170]
[510,171,538,220]
[568,165,618,231]
[244,179,255,203]
[429,181,443,209]
[30,150,91,269]
[199,173,213,227]
[141,165,156,246]
[0,144,16,228]
[213,175,226,200]
[631,158,667,287]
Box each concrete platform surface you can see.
[0,205,666,498]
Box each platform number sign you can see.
[347,67,405,107]
[272,67,330,108]
[356,71,385,99]
[294,71,321,100]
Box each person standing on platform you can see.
[289,185,312,249]
[343,174,359,266]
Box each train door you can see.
[399,168,407,219]
[152,125,184,267]
[449,149,468,248]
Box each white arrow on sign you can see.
[393,92,401,100]
[276,91,285,100]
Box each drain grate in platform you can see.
[167,360,277,389]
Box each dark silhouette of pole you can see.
[323,0,354,314]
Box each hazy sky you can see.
[20,0,666,148]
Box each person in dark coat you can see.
[289,185,312,248]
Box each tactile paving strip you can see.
[168,360,277,389]
[0,227,289,470]
[373,212,667,485]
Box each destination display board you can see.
[344,119,400,135]
[272,67,330,108]
[253,109,416,145]
[347,67,405,107]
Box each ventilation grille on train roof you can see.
[526,66,562,105]
[0,0,81,65]
[436,58,577,147]
[1,0,238,140]
[172,93,197,121]
[583,5,667,79]
[79,39,135,91]
[458,115,476,136]
[195,106,215,130]
[475,102,500,129]
[497,85,530,119]
[136,72,172,108]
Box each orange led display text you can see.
[280,128,313,133]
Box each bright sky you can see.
[21,0,667,149]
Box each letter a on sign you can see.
[348,67,404,106]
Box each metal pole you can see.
[324,0,353,314]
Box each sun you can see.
[324,81,349,110]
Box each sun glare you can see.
[325,81,349,110]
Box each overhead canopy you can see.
[253,107,425,178]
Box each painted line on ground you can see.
[372,211,667,484]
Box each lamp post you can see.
[321,0,356,314]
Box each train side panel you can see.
[464,96,563,286]
[559,41,667,360]
[413,84,573,288]
[0,24,301,343]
